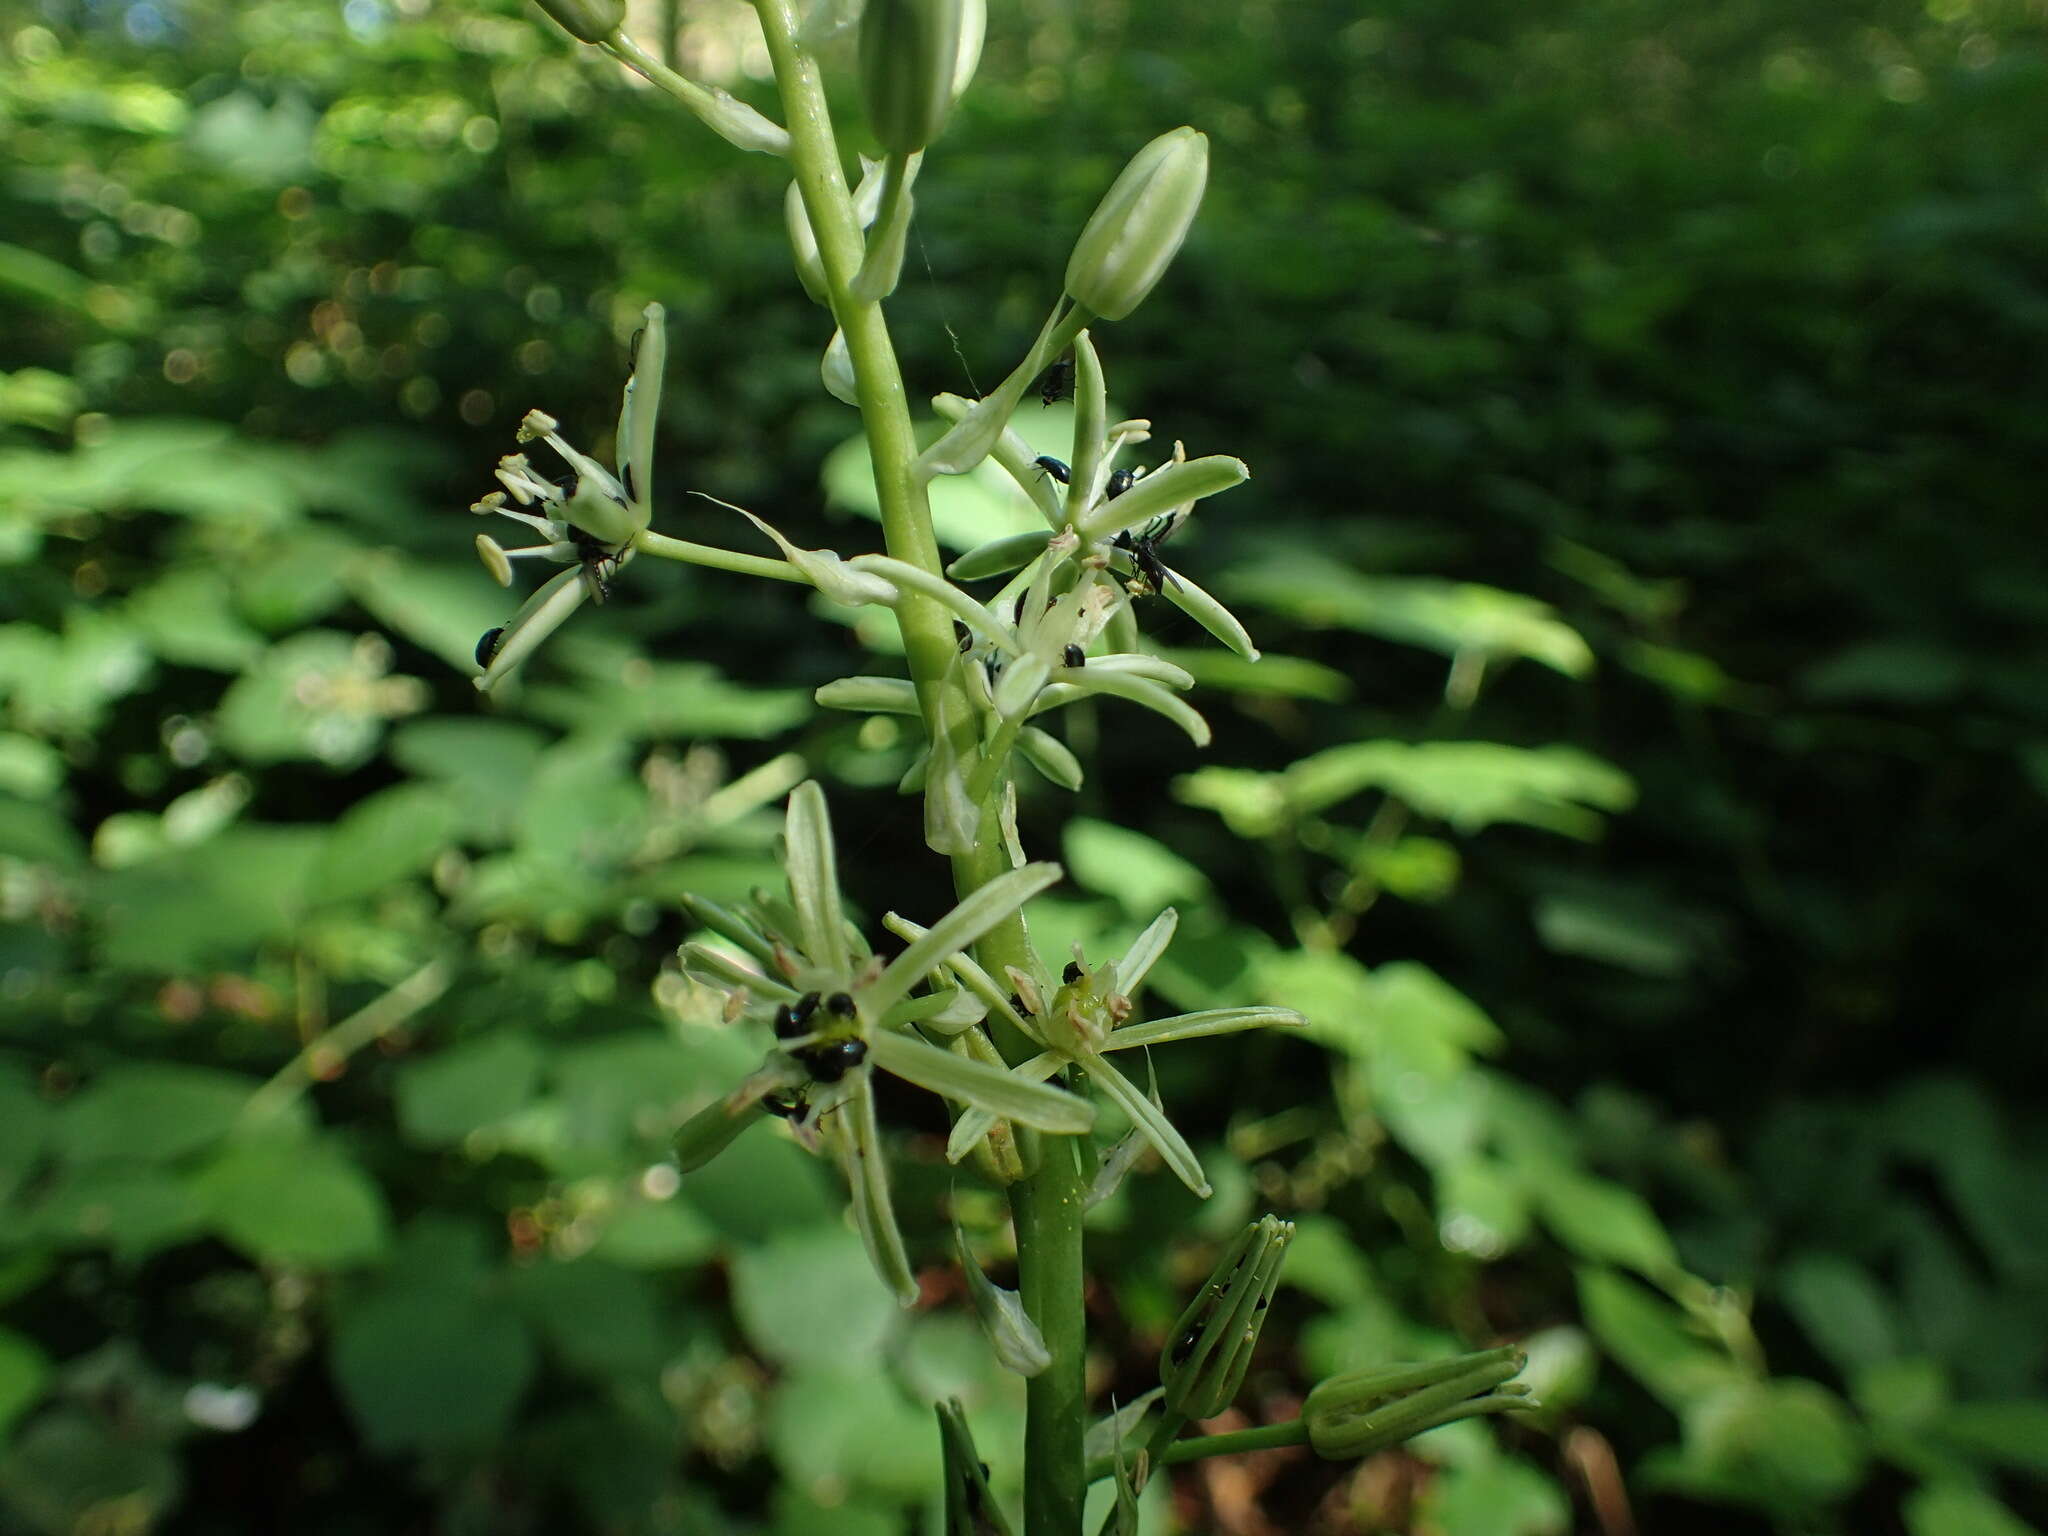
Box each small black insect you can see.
[801,1037,868,1084]
[1105,467,1136,500]
[1112,512,1182,596]
[474,627,505,669]
[762,1087,809,1120]
[1062,643,1086,669]
[1062,960,1085,984]
[1169,1326,1203,1367]
[823,991,857,1019]
[1007,993,1026,1016]
[774,991,822,1040]
[568,525,625,603]
[953,620,973,653]
[1037,352,1074,407]
[1032,455,1071,485]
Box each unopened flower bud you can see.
[1160,1216,1292,1419]
[1064,127,1209,322]
[859,0,974,154]
[1304,1345,1531,1460]
[533,0,623,43]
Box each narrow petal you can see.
[881,913,1041,1043]
[620,302,665,510]
[948,529,1056,581]
[1082,1049,1210,1197]
[866,862,1062,1013]
[836,1072,920,1306]
[1016,726,1083,791]
[476,566,590,692]
[869,1031,1092,1134]
[1161,564,1260,660]
[678,940,797,999]
[784,781,850,979]
[677,892,777,966]
[1075,454,1248,542]
[1104,1006,1306,1051]
[816,676,922,715]
[1112,908,1178,998]
[1043,670,1210,746]
[945,1050,1061,1162]
[1084,654,1197,691]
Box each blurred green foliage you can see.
[1,0,2044,1532]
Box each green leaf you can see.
[57,1064,260,1164]
[1417,1454,1570,1536]
[30,1165,208,1260]
[1534,1173,1675,1275]
[1929,1401,2048,1477]
[591,1196,718,1270]
[507,1259,663,1379]
[193,1134,389,1267]
[0,1409,181,1533]
[1670,1378,1869,1511]
[767,1363,941,1502]
[332,1282,535,1452]
[311,782,459,905]
[395,1033,546,1147]
[0,1073,52,1204]
[1286,741,1634,838]
[1063,819,1210,916]
[1438,1158,1534,1260]
[1905,1482,2042,1536]
[0,1328,49,1438]
[730,1227,900,1371]
[1226,561,1593,676]
[1577,1268,1746,1410]
[215,630,402,770]
[1780,1254,1902,1375]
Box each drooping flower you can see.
[671,780,1093,1303]
[467,302,667,692]
[885,905,1305,1199]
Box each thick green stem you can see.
[750,8,1090,1525]
[752,0,955,716]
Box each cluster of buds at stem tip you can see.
[1064,127,1210,322]
[1303,1345,1537,1460]
[1159,1216,1292,1419]
[860,0,986,155]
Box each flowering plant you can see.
[452,0,1536,1526]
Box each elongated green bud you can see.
[860,0,972,154]
[1160,1216,1292,1418]
[1304,1346,1532,1460]
[1065,127,1209,322]
[533,0,622,43]
[673,1094,754,1173]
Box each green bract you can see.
[1064,126,1210,321]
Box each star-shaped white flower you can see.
[467,302,667,692]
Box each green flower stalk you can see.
[1064,127,1210,321]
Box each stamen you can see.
[517,409,560,442]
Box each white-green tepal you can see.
[533,0,622,42]
[859,0,982,155]
[1064,126,1209,321]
